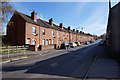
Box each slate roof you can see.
[15,11,92,36]
[16,11,68,32]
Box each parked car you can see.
[98,40,104,46]
[90,40,95,43]
[60,43,69,49]
[69,43,77,48]
[85,41,89,45]
[75,42,81,46]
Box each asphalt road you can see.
[2,40,114,79]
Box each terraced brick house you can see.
[7,10,95,51]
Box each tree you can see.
[0,0,14,35]
[0,0,14,46]
[1,0,14,23]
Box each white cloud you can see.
[78,3,108,36]
[74,3,87,17]
[83,23,107,36]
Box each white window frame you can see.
[63,32,65,37]
[52,39,54,44]
[52,31,54,36]
[33,38,36,45]
[32,27,36,35]
[57,32,59,37]
[42,39,45,45]
[49,39,51,44]
[46,39,48,45]
[27,38,30,44]
[42,29,45,35]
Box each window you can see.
[49,39,51,44]
[42,39,45,45]
[32,27,36,34]
[27,38,30,44]
[52,31,54,36]
[71,35,72,39]
[42,29,45,35]
[63,33,64,37]
[57,32,59,37]
[52,39,54,44]
[46,39,48,45]
[33,38,36,45]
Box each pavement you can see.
[87,44,120,79]
[1,40,120,80]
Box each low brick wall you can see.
[28,45,35,51]
[39,44,54,51]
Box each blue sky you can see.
[3,2,119,36]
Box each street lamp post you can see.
[76,27,81,42]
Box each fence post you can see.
[24,45,26,56]
[8,46,9,58]
[16,45,18,51]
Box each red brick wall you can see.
[7,12,96,51]
[7,13,25,45]
[40,44,54,50]
[25,22,39,46]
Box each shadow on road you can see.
[3,43,119,79]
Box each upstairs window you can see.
[63,33,65,37]
[67,34,68,38]
[32,27,36,34]
[42,29,45,35]
[57,32,59,37]
[52,31,54,36]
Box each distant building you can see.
[106,1,120,57]
[7,11,95,51]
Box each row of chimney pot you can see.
[31,10,85,34]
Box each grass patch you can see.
[1,50,31,55]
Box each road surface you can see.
[2,41,120,79]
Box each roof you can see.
[15,11,68,32]
[14,11,92,36]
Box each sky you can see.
[3,1,119,36]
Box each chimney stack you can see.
[60,23,63,29]
[68,26,71,30]
[80,31,82,34]
[73,29,75,32]
[31,10,37,22]
[76,30,79,33]
[49,18,53,26]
